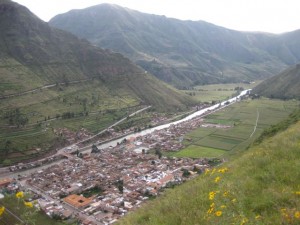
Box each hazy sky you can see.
[13,0,300,33]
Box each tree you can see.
[182,169,191,177]
[155,148,162,159]
[2,159,12,166]
[91,144,100,153]
[115,179,124,194]
[3,140,12,155]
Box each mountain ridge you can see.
[253,63,300,99]
[49,3,300,88]
[0,0,193,109]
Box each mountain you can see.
[49,4,300,88]
[0,0,195,163]
[0,0,192,109]
[253,63,300,99]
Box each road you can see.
[55,105,151,155]
[0,106,152,179]
[21,180,103,225]
[0,79,92,100]
[0,89,250,179]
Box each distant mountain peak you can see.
[49,3,300,88]
[1,0,193,109]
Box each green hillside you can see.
[49,4,300,88]
[0,0,192,108]
[0,0,194,164]
[253,63,300,99]
[118,110,300,225]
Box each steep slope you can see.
[118,110,300,225]
[0,0,192,109]
[253,63,300,99]
[49,4,298,88]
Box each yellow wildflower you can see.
[240,217,248,225]
[221,205,226,209]
[209,191,216,200]
[205,168,210,175]
[218,167,229,173]
[223,191,229,197]
[211,168,216,175]
[281,208,287,213]
[295,211,300,219]
[16,191,24,198]
[207,207,214,214]
[214,176,221,183]
[215,210,222,217]
[24,201,33,208]
[0,206,5,216]
[295,191,300,195]
[210,202,215,208]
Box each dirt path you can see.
[250,108,259,138]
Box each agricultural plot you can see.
[171,145,226,158]
[195,136,239,151]
[183,81,260,103]
[0,80,143,165]
[174,98,299,158]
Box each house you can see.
[0,178,13,188]
[63,194,93,209]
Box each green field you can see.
[171,145,226,158]
[0,80,144,165]
[183,81,260,103]
[170,98,299,158]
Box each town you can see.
[0,94,246,225]
[0,117,220,224]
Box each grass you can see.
[0,80,146,164]
[0,194,74,225]
[183,81,261,103]
[170,146,226,158]
[173,98,299,158]
[117,114,300,225]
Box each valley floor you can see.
[0,97,299,225]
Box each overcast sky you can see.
[13,0,300,33]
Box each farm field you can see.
[183,81,260,103]
[171,98,299,158]
[0,80,144,165]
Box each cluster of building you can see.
[54,128,92,144]
[134,116,205,152]
[22,140,209,224]
[8,155,65,172]
[1,104,234,224]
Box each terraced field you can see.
[171,98,299,158]
[0,80,143,165]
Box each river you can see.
[93,89,251,150]
[0,89,250,179]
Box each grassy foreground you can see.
[0,195,72,225]
[118,116,300,224]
